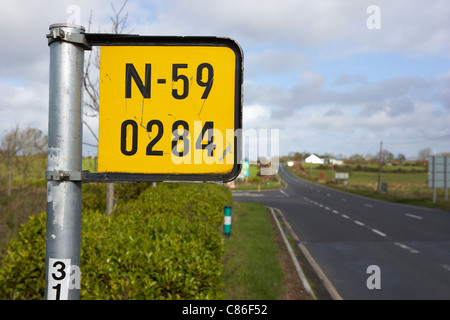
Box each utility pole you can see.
[377,140,383,192]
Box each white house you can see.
[304,154,324,164]
[325,158,344,165]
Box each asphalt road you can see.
[232,164,450,299]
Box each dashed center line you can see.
[405,213,423,220]
[371,229,387,237]
[395,242,420,254]
[301,196,422,255]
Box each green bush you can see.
[81,182,156,213]
[0,183,231,300]
[0,212,46,299]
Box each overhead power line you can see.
[384,134,450,146]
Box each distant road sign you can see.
[335,172,349,180]
[428,156,450,189]
[96,36,243,182]
[238,160,249,179]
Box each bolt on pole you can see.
[45,24,88,300]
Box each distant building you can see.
[304,154,324,164]
[324,158,344,165]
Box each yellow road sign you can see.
[97,37,242,181]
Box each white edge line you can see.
[270,207,343,300]
[269,207,317,300]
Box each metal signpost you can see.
[45,24,242,299]
[428,156,450,202]
[45,24,88,300]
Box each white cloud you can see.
[135,0,450,56]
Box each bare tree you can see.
[0,126,47,194]
[418,148,432,165]
[1,125,20,196]
[17,128,47,186]
[83,0,130,216]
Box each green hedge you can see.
[0,183,231,299]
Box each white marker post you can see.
[45,24,89,300]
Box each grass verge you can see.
[223,201,313,300]
[223,202,284,299]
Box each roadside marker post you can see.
[44,24,243,300]
[224,205,232,238]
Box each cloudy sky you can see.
[1,0,449,160]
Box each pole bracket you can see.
[46,24,91,50]
[46,170,89,182]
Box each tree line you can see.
[282,148,448,166]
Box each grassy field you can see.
[82,157,98,172]
[0,156,99,257]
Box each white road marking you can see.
[395,242,420,254]
[441,264,450,272]
[405,213,423,220]
[280,189,289,197]
[301,195,393,242]
[232,192,264,197]
[364,204,373,208]
[372,229,387,237]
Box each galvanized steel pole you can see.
[45,24,88,300]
